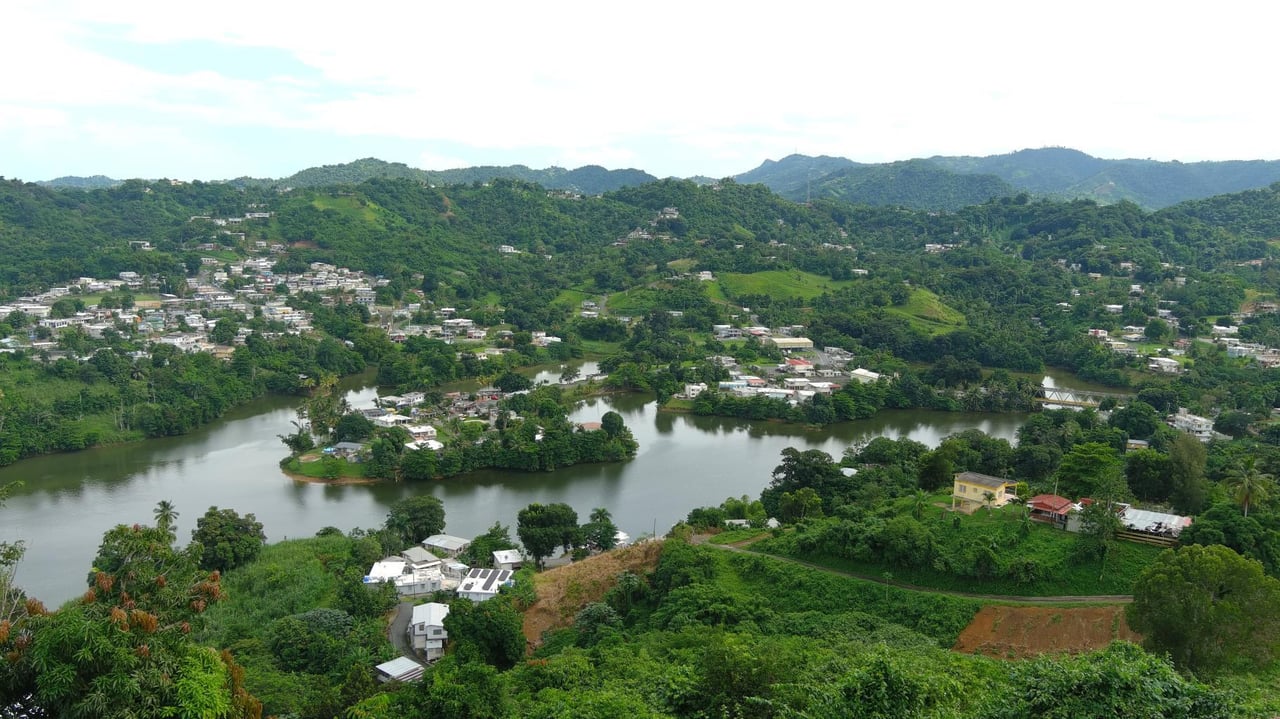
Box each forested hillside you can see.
[740,147,1280,209]
[222,158,657,195]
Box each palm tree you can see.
[153,500,178,537]
[911,490,930,520]
[1224,457,1275,518]
[982,491,996,514]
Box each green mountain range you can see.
[736,147,1280,210]
[38,159,658,197]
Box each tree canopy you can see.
[1128,544,1280,672]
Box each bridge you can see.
[1034,387,1133,409]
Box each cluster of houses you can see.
[950,471,1192,542]
[370,533,522,683]
[677,351,882,404]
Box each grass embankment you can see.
[707,528,771,545]
[754,498,1160,597]
[885,288,967,336]
[311,195,387,228]
[284,454,368,481]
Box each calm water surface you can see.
[1,367,1090,604]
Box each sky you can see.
[2,0,1275,182]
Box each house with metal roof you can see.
[423,534,472,557]
[375,656,425,683]
[408,602,450,661]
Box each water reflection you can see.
[2,366,1032,605]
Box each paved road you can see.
[388,601,416,658]
[693,536,1133,604]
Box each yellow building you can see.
[951,471,1019,512]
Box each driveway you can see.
[388,601,416,658]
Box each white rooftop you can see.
[410,601,450,627]
[492,549,522,565]
[375,656,425,683]
[364,558,407,583]
[423,534,471,552]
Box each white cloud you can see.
[5,0,1280,179]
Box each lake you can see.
[1,367,1092,604]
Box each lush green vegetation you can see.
[335,540,1246,719]
[717,269,855,300]
[755,500,1160,596]
[0,331,365,465]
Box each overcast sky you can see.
[2,0,1273,182]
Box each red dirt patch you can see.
[521,542,664,648]
[953,605,1142,659]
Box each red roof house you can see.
[1027,494,1074,525]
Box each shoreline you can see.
[281,467,380,486]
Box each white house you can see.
[406,425,438,441]
[1147,357,1181,374]
[1168,408,1215,442]
[408,602,450,661]
[492,549,523,571]
[373,414,414,428]
[457,567,513,602]
[850,368,882,384]
[423,534,471,558]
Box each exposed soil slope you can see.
[953,605,1142,658]
[522,541,664,648]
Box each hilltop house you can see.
[952,472,1019,512]
[408,602,450,661]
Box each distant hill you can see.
[806,160,1015,211]
[36,175,122,190]
[1159,181,1280,239]
[929,148,1280,208]
[736,157,1014,211]
[225,158,656,195]
[735,154,861,199]
[740,148,1280,210]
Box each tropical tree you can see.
[192,506,267,572]
[0,481,26,626]
[911,489,930,520]
[517,502,579,569]
[1223,456,1275,517]
[1169,434,1209,515]
[153,499,179,538]
[384,495,447,549]
[1,519,261,718]
[442,597,525,670]
[582,507,619,551]
[1128,544,1280,672]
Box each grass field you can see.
[885,288,967,336]
[312,195,386,228]
[286,455,367,480]
[718,270,855,300]
[551,288,596,310]
[603,287,666,316]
